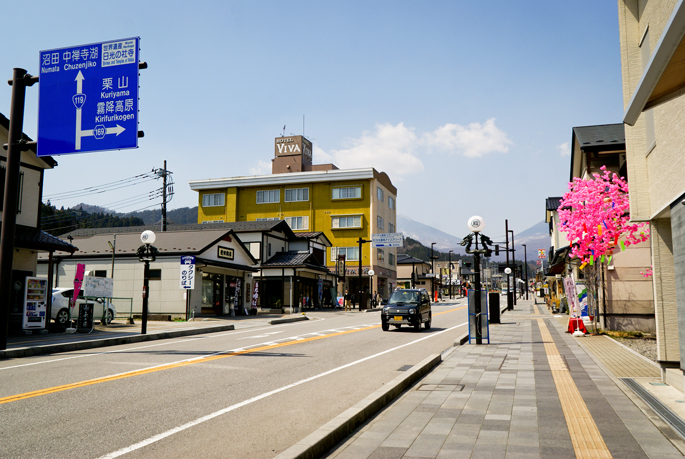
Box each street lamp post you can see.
[137,230,158,335]
[448,250,453,300]
[431,243,436,301]
[357,237,371,309]
[522,243,529,300]
[462,216,493,345]
[508,229,516,306]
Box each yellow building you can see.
[189,136,398,302]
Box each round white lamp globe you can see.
[141,230,156,244]
[504,267,512,275]
[467,216,485,233]
[368,270,375,276]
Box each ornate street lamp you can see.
[462,216,493,345]
[137,230,158,334]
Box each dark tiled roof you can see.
[261,251,327,271]
[546,197,563,211]
[573,124,625,149]
[12,225,77,253]
[397,254,429,265]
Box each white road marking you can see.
[98,322,468,458]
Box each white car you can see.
[51,288,116,326]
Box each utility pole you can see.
[0,69,38,351]
[449,250,453,299]
[505,219,512,311]
[357,237,371,309]
[155,161,173,232]
[161,160,167,232]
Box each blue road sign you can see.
[37,37,140,157]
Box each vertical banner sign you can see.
[538,249,546,259]
[251,281,259,309]
[72,263,86,308]
[180,256,195,289]
[37,37,140,157]
[318,279,323,305]
[562,277,581,317]
[235,279,242,308]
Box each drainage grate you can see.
[621,378,685,440]
[397,365,413,372]
[417,384,464,391]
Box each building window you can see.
[331,246,359,262]
[256,217,279,221]
[285,216,309,230]
[388,222,395,233]
[149,269,162,280]
[93,270,107,278]
[285,188,309,202]
[377,215,384,230]
[388,196,395,210]
[377,248,385,262]
[332,215,362,229]
[257,189,280,204]
[202,193,225,207]
[377,187,384,202]
[389,253,395,266]
[332,186,362,200]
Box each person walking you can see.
[344,289,350,312]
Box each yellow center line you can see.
[537,319,612,458]
[1,306,466,405]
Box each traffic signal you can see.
[495,245,500,256]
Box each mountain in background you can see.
[398,213,549,267]
[397,214,463,253]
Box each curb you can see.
[274,353,442,459]
[0,324,235,360]
[270,315,310,325]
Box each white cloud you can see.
[249,160,271,175]
[270,119,512,180]
[317,122,424,179]
[557,141,571,156]
[422,118,512,157]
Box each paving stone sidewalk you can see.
[327,300,685,459]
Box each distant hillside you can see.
[69,203,199,226]
[402,236,465,262]
[397,214,463,252]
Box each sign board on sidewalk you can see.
[372,233,403,248]
[180,256,196,289]
[38,37,140,157]
[84,276,113,298]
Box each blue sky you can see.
[1,1,623,240]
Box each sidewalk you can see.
[308,299,685,459]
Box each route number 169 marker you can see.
[37,37,140,157]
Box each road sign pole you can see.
[0,69,38,350]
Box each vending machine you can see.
[23,277,48,330]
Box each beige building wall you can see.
[618,0,685,383]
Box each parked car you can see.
[381,288,432,332]
[51,288,116,326]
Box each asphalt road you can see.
[0,298,468,458]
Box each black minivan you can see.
[381,289,432,331]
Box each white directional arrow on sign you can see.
[73,71,126,149]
